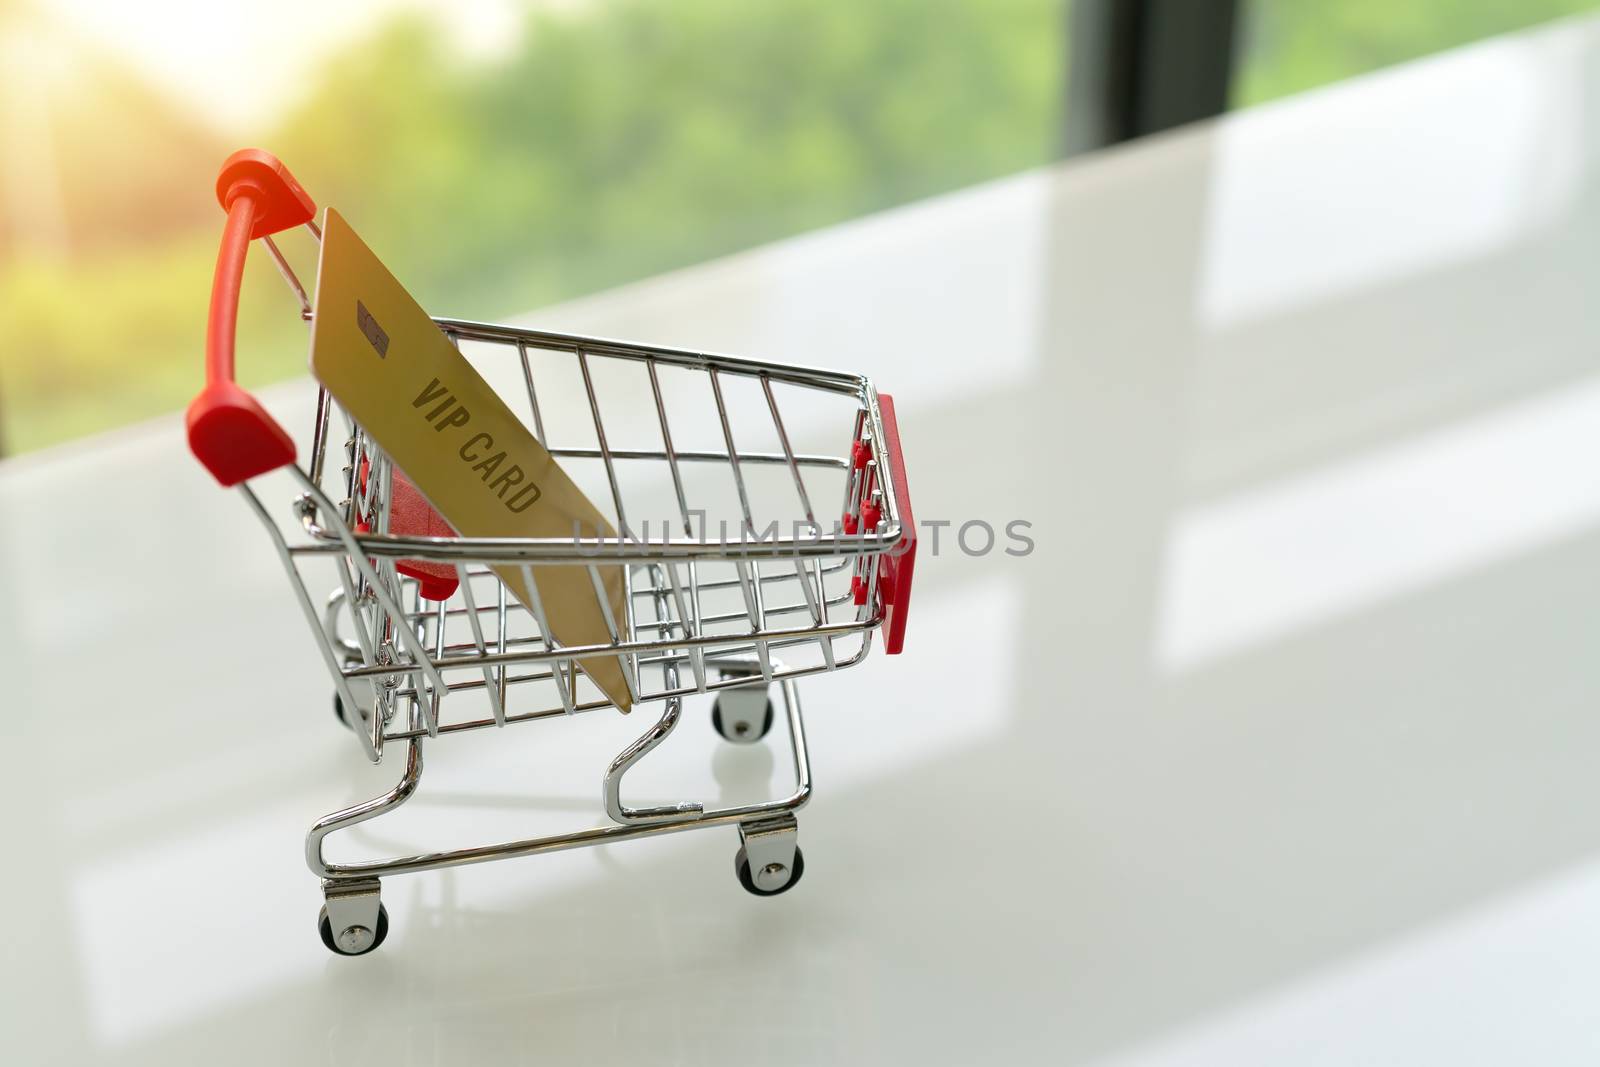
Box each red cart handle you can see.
[873,393,916,653]
[187,149,315,486]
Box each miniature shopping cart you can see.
[186,150,916,955]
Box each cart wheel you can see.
[712,696,775,743]
[333,652,367,731]
[333,690,372,731]
[735,845,805,896]
[319,902,389,956]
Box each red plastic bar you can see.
[355,457,462,601]
[874,393,915,654]
[187,150,315,486]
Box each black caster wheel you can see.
[334,689,374,732]
[333,655,367,730]
[736,845,805,896]
[319,902,390,956]
[712,696,775,743]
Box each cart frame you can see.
[187,150,915,955]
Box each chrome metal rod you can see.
[311,680,810,880]
[432,316,866,394]
[577,347,629,534]
[516,340,547,444]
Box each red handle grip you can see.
[187,149,315,486]
[874,393,916,654]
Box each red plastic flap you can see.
[187,380,296,487]
[875,393,915,654]
[390,470,461,601]
[215,149,315,239]
[352,459,460,600]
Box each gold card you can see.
[309,208,632,712]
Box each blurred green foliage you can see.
[277,0,1060,317]
[1236,0,1597,104]
[2,0,1595,453]
[1,0,1061,453]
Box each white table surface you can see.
[5,15,1600,1065]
